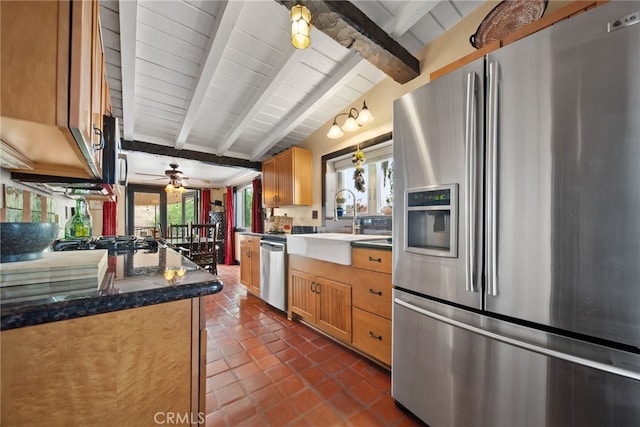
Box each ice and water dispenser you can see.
[405,184,458,257]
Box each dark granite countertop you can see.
[239,231,264,237]
[0,247,223,331]
[351,238,393,251]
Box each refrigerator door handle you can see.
[464,71,478,293]
[486,61,499,296]
[394,297,640,381]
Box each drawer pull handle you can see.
[310,282,316,293]
[369,288,382,296]
[368,256,382,263]
[369,331,383,340]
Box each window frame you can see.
[234,183,253,230]
[321,132,393,221]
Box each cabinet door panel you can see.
[90,0,104,166]
[262,157,278,208]
[68,0,94,149]
[276,149,293,206]
[316,277,351,342]
[240,244,251,287]
[290,269,315,320]
[250,244,260,295]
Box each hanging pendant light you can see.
[290,3,311,49]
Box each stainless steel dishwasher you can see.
[259,238,287,311]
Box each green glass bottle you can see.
[71,200,91,238]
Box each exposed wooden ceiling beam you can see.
[118,0,137,141]
[384,2,439,38]
[215,47,301,156]
[174,1,245,150]
[276,0,420,84]
[250,53,365,161]
[121,140,262,171]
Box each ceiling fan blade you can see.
[183,177,211,185]
[136,172,167,178]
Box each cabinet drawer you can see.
[352,307,391,366]
[351,248,392,274]
[239,234,260,246]
[352,269,392,319]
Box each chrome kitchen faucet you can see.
[334,189,360,235]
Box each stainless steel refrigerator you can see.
[392,2,640,426]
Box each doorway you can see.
[127,185,201,238]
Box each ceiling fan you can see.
[137,163,210,190]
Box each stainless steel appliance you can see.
[392,3,640,426]
[260,237,287,312]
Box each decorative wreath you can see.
[352,146,366,193]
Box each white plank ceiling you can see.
[99,0,483,187]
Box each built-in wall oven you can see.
[259,236,287,312]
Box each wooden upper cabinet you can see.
[0,0,105,179]
[262,157,278,208]
[90,0,105,172]
[262,147,312,208]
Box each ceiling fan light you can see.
[327,121,344,139]
[291,4,311,49]
[342,115,360,132]
[165,183,175,193]
[356,101,374,125]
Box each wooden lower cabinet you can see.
[352,247,393,366]
[352,307,392,366]
[1,298,206,426]
[290,269,352,342]
[239,234,260,296]
[289,249,392,367]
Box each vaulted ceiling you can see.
[99,0,482,187]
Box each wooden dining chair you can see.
[168,223,191,257]
[168,224,190,241]
[189,223,219,274]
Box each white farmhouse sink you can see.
[286,233,389,265]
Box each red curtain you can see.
[224,187,235,264]
[200,189,211,237]
[102,198,117,236]
[251,178,263,233]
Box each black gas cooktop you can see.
[51,235,158,252]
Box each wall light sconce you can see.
[290,3,311,49]
[327,101,375,139]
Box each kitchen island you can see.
[0,246,222,426]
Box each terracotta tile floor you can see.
[204,264,426,427]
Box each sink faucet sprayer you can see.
[334,189,360,235]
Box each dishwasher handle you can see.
[260,241,285,252]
